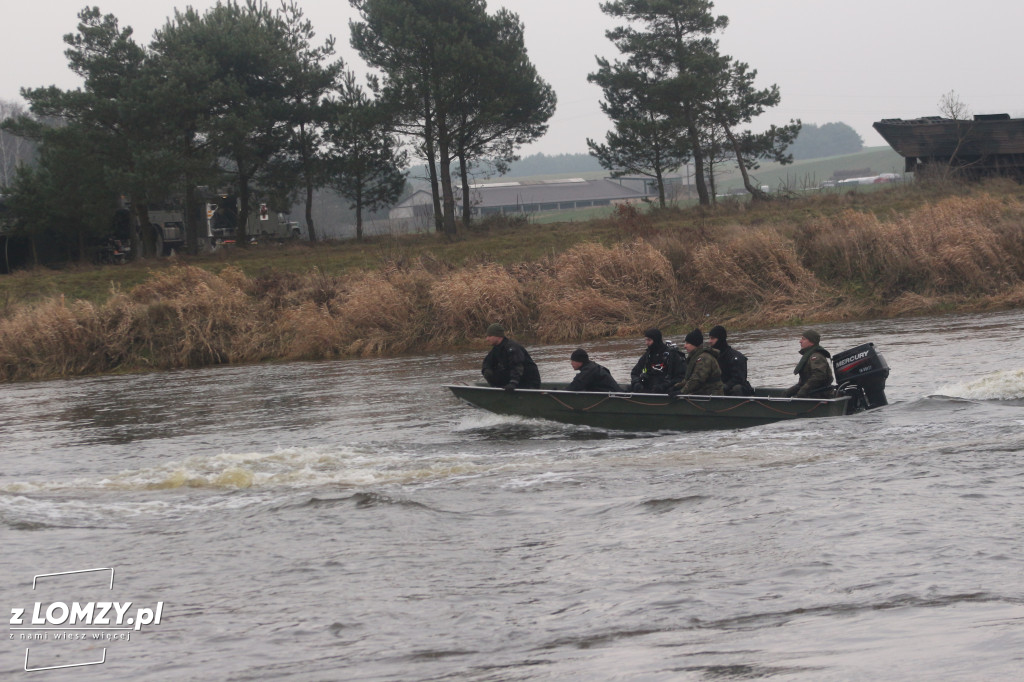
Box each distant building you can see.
[611,175,693,199]
[832,168,873,180]
[388,178,653,223]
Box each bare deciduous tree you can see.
[938,90,975,177]
[939,90,970,120]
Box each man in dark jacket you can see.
[482,323,541,391]
[708,325,754,396]
[672,329,725,395]
[629,328,685,393]
[784,329,834,398]
[568,349,622,392]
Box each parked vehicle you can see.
[120,191,300,256]
[204,192,300,247]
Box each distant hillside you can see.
[407,153,601,188]
[503,153,603,178]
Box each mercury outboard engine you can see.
[832,342,889,410]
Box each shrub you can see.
[610,202,654,236]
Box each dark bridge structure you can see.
[873,113,1024,177]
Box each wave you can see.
[0,494,175,530]
[934,367,1024,401]
[0,445,492,494]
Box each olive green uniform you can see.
[674,347,725,395]
[785,346,834,398]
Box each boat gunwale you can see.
[443,383,851,405]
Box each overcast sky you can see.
[4,0,1022,156]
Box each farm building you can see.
[388,177,653,223]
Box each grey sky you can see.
[4,0,1022,156]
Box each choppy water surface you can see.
[2,311,1023,680]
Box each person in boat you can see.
[708,325,754,396]
[671,329,725,396]
[629,328,685,393]
[482,323,541,391]
[783,329,835,398]
[568,349,622,392]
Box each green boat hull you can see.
[445,383,854,431]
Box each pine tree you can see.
[587,58,689,208]
[16,7,164,257]
[327,72,407,241]
[155,1,302,247]
[265,2,345,243]
[596,0,728,206]
[710,60,800,200]
[350,0,553,234]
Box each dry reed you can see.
[3,189,1024,382]
[532,241,680,340]
[428,264,533,343]
[796,194,1024,297]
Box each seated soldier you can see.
[783,329,834,398]
[629,328,685,393]
[481,323,541,391]
[708,325,754,396]
[568,349,622,392]
[672,329,724,395]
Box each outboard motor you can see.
[832,343,889,410]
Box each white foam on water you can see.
[501,470,581,490]
[0,445,494,494]
[935,367,1024,400]
[451,412,523,430]
[0,494,176,528]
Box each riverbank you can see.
[1,180,1023,382]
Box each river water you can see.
[2,310,1023,680]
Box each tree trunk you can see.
[725,126,769,201]
[304,182,317,242]
[422,93,443,233]
[185,182,200,256]
[705,147,717,205]
[237,171,250,246]
[437,119,457,236]
[685,106,710,206]
[439,159,457,235]
[459,151,472,227]
[133,203,155,258]
[425,154,442,233]
[355,182,364,241]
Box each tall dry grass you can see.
[532,241,679,340]
[2,189,1024,381]
[0,298,109,380]
[127,265,280,367]
[796,194,1024,297]
[686,229,821,311]
[429,264,533,343]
